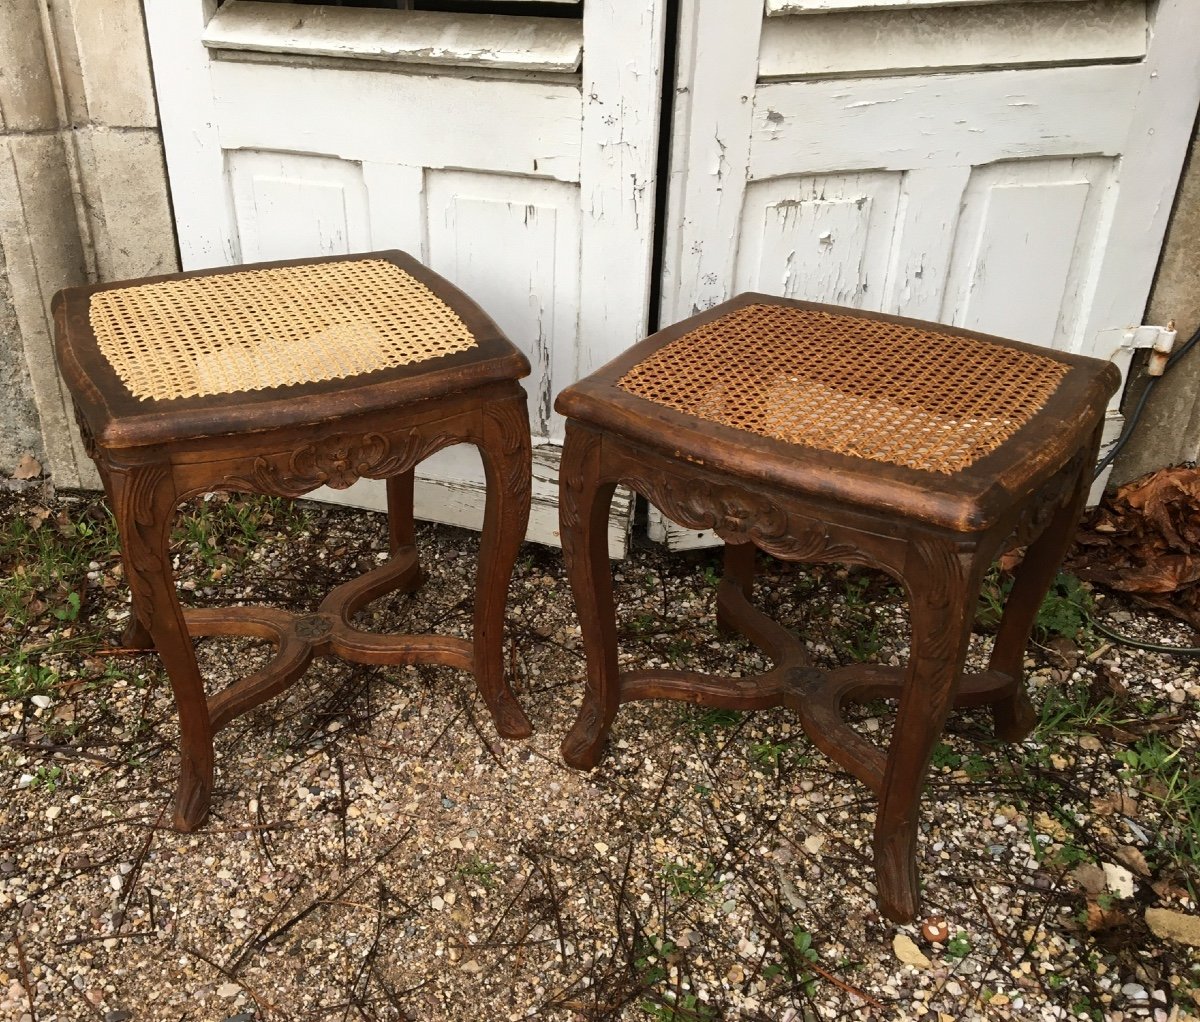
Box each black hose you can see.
[1094,322,1200,479]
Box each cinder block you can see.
[0,238,45,469]
[0,134,90,486]
[0,5,58,131]
[67,0,160,128]
[76,126,179,281]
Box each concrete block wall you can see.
[0,0,178,488]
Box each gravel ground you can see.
[1,489,1198,1022]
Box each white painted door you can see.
[144,0,664,554]
[655,0,1200,548]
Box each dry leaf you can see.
[1072,863,1107,896]
[25,507,50,531]
[1093,792,1138,817]
[12,453,42,479]
[1085,897,1130,934]
[1070,466,1200,630]
[1114,845,1151,878]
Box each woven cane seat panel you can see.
[88,259,477,402]
[617,304,1070,476]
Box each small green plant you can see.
[944,932,971,959]
[789,927,820,997]
[51,590,81,622]
[661,861,716,901]
[750,739,791,772]
[455,855,498,891]
[978,569,1094,643]
[634,936,678,988]
[29,765,65,792]
[1116,737,1199,893]
[0,650,59,699]
[641,993,717,1022]
[681,707,743,735]
[930,742,963,771]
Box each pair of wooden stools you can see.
[55,251,1117,922]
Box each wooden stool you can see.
[54,251,533,831]
[555,294,1119,922]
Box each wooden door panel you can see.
[211,60,582,181]
[748,66,1137,178]
[426,170,581,440]
[228,150,372,263]
[734,172,901,309]
[941,157,1115,350]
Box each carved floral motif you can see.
[223,428,456,497]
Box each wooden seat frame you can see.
[555,294,1118,923]
[54,252,533,831]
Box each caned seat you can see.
[55,251,534,830]
[555,293,1119,922]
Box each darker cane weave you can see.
[616,304,1070,475]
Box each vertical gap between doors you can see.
[646,0,682,335]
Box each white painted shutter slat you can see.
[205,0,583,72]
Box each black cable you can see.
[1094,323,1200,479]
[1090,615,1200,657]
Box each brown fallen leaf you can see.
[1071,863,1107,896]
[1114,845,1150,878]
[1085,897,1130,934]
[1093,792,1139,817]
[1070,465,1200,631]
[11,453,42,480]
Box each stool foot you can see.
[173,750,214,832]
[875,829,922,924]
[991,683,1038,743]
[561,699,610,769]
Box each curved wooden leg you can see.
[108,461,214,831]
[385,469,425,595]
[717,541,756,635]
[988,454,1094,742]
[473,393,533,739]
[874,538,983,922]
[559,424,621,769]
[96,465,156,652]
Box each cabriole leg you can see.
[559,424,621,769]
[988,454,1095,742]
[107,460,214,831]
[473,393,534,739]
[874,538,984,922]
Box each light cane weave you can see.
[617,304,1070,475]
[88,259,477,402]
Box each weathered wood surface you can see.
[204,0,584,71]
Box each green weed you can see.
[661,860,716,901]
[977,569,1095,643]
[455,855,499,891]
